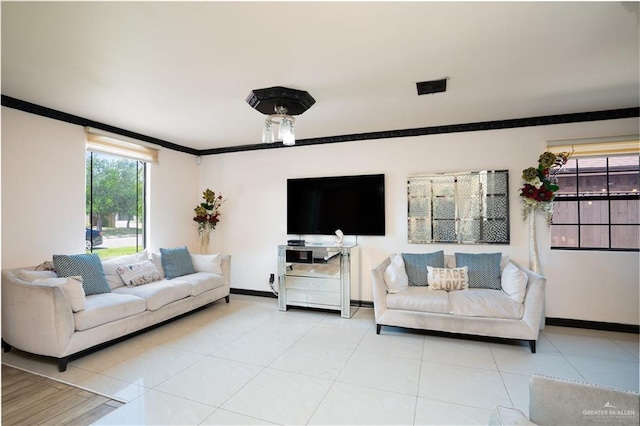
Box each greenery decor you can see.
[520,151,571,223]
[193,188,225,254]
[193,189,225,231]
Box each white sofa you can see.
[1,251,231,372]
[490,375,640,425]
[372,254,545,352]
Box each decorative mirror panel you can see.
[408,170,509,244]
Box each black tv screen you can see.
[287,174,385,236]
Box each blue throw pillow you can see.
[455,252,502,290]
[401,251,444,286]
[53,253,111,295]
[160,246,196,279]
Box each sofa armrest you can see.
[371,256,391,322]
[513,262,546,335]
[529,375,640,426]
[220,254,231,290]
[1,269,75,358]
[489,406,536,425]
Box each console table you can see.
[277,244,359,318]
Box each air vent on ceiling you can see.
[416,78,447,95]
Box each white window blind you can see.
[86,129,159,163]
[547,135,639,158]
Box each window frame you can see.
[550,155,639,252]
[86,150,148,254]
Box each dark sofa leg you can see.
[2,339,12,353]
[529,340,536,353]
[225,295,230,303]
[58,357,68,372]
[376,324,382,335]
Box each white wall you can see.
[1,107,199,268]
[2,108,86,267]
[200,117,639,325]
[147,149,200,253]
[2,106,637,325]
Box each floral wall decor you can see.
[193,188,225,253]
[520,151,571,224]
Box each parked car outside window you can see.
[85,228,103,250]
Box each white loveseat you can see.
[372,253,545,352]
[1,251,231,372]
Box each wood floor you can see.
[2,364,124,426]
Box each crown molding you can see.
[3,94,638,156]
[1,95,200,155]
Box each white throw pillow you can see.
[427,266,469,291]
[116,260,162,287]
[190,253,223,274]
[17,270,57,282]
[150,252,165,278]
[383,254,409,293]
[33,276,86,312]
[102,250,149,289]
[501,262,528,304]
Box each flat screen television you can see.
[287,173,385,236]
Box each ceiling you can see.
[2,2,639,152]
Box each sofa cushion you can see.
[173,272,225,296]
[402,251,445,286]
[53,253,111,296]
[160,247,196,279]
[74,293,146,331]
[112,279,192,311]
[427,266,469,291]
[116,260,162,287]
[384,254,409,293]
[501,262,528,304]
[102,251,149,290]
[191,253,223,275]
[455,253,502,290]
[445,254,510,270]
[33,276,86,312]
[386,286,450,314]
[448,289,523,319]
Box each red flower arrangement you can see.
[520,151,570,222]
[193,188,225,232]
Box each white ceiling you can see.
[2,1,639,152]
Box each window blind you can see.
[86,130,159,163]
[547,135,639,158]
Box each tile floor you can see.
[2,294,638,425]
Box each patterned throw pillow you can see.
[160,246,196,279]
[454,253,502,290]
[427,266,469,291]
[116,260,162,287]
[53,253,111,295]
[402,251,445,286]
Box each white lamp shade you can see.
[283,128,295,146]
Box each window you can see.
[551,155,639,251]
[85,131,157,258]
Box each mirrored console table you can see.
[278,244,359,318]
